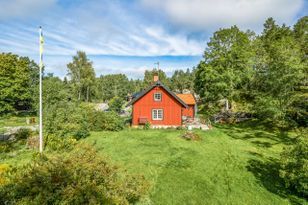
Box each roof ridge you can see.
[126,81,188,108]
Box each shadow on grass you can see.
[215,120,296,148]
[247,159,306,205]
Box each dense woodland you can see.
[0,17,307,204]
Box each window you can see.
[154,92,162,101]
[152,109,163,120]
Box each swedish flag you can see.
[39,27,44,57]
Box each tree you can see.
[252,18,305,127]
[170,68,194,93]
[0,53,38,114]
[293,16,308,61]
[143,69,170,88]
[108,96,123,113]
[194,26,253,113]
[67,51,95,102]
[96,74,132,101]
[291,16,308,127]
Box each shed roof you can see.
[176,93,196,105]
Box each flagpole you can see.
[39,26,43,153]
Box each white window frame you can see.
[152,109,163,120]
[154,92,162,101]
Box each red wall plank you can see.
[132,86,183,126]
[182,105,194,118]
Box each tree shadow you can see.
[247,158,307,205]
[215,121,296,148]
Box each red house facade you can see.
[127,78,197,127]
[176,93,196,119]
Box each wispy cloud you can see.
[0,0,305,78]
[140,0,305,32]
[0,0,57,21]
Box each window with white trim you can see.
[154,92,162,101]
[152,109,163,120]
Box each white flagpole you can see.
[39,26,43,153]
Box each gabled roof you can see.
[176,94,196,105]
[126,81,188,108]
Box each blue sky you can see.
[0,0,307,79]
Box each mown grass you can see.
[1,121,306,204]
[0,115,37,128]
[84,124,306,205]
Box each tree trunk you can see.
[86,86,89,102]
[78,90,81,101]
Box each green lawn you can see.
[1,122,306,205]
[0,115,37,128]
[84,125,306,205]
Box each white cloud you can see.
[140,0,304,31]
[0,0,57,20]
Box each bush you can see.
[108,96,124,113]
[91,111,124,131]
[0,144,149,204]
[44,102,90,139]
[279,130,308,197]
[0,164,9,185]
[0,142,13,153]
[15,128,32,140]
[144,121,151,130]
[45,135,77,151]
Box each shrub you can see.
[26,135,39,149]
[15,128,32,140]
[0,164,9,185]
[108,96,124,113]
[92,111,124,131]
[279,130,308,197]
[45,135,77,151]
[0,144,149,204]
[44,102,90,139]
[144,121,151,130]
[0,142,13,153]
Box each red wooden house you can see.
[127,76,197,127]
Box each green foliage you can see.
[170,68,195,93]
[293,16,308,60]
[44,101,90,139]
[0,144,149,204]
[143,121,151,130]
[143,69,170,88]
[279,130,308,197]
[0,53,38,114]
[67,51,96,102]
[194,26,253,113]
[15,128,32,140]
[90,111,124,131]
[194,17,307,128]
[45,134,77,151]
[43,74,73,107]
[0,164,9,185]
[251,18,305,128]
[96,74,133,101]
[108,96,124,113]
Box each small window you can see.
[154,92,162,101]
[152,109,163,120]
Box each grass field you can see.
[1,122,306,205]
[84,124,306,205]
[0,115,37,128]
